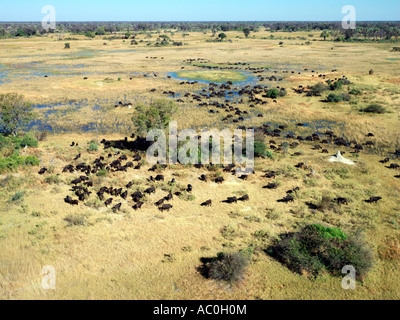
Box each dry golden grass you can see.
[0,30,400,300]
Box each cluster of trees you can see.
[0,93,40,173]
[0,93,35,137]
[319,24,400,41]
[1,21,399,42]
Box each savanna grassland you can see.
[0,27,400,300]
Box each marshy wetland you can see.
[0,25,400,300]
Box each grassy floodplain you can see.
[175,70,248,83]
[0,27,400,300]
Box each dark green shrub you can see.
[309,224,347,240]
[310,83,328,96]
[132,99,177,137]
[0,134,38,151]
[88,140,98,151]
[361,104,387,114]
[0,93,35,136]
[208,250,252,283]
[349,88,362,95]
[329,81,343,91]
[265,151,274,159]
[0,134,8,150]
[266,88,279,99]
[19,134,38,148]
[218,33,227,40]
[9,190,24,203]
[326,94,341,102]
[339,79,351,85]
[326,93,350,103]
[267,224,373,279]
[253,141,267,157]
[0,152,40,173]
[24,155,40,166]
[85,31,95,38]
[96,169,108,177]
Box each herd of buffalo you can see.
[35,128,399,213]
[36,61,400,213]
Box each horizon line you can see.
[0,20,399,24]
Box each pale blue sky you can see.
[1,0,399,21]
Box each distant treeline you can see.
[0,21,399,41]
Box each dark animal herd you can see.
[36,128,398,214]
[37,62,399,213]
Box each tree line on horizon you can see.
[0,21,399,42]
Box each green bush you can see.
[24,155,40,166]
[340,79,351,85]
[96,169,108,177]
[310,83,328,96]
[253,141,267,157]
[132,99,177,136]
[349,88,362,95]
[361,104,387,114]
[9,190,24,203]
[0,152,40,173]
[88,140,98,151]
[208,250,252,283]
[329,81,343,91]
[85,31,95,38]
[326,93,350,103]
[265,151,274,159]
[326,94,341,103]
[266,88,279,99]
[309,224,348,240]
[0,134,8,150]
[0,134,38,151]
[18,134,38,148]
[0,93,35,136]
[268,224,373,278]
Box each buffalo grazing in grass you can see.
[159,204,173,212]
[365,197,382,204]
[278,195,294,203]
[215,177,225,184]
[334,197,349,205]
[201,200,212,207]
[105,198,113,207]
[38,168,47,175]
[133,202,144,210]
